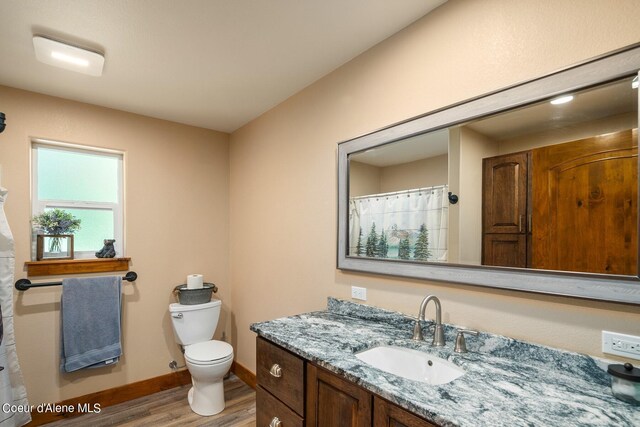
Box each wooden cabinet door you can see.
[306,363,372,427]
[373,396,437,427]
[482,234,527,268]
[532,129,637,274]
[482,151,530,267]
[373,397,437,427]
[482,152,529,234]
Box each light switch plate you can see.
[351,286,367,301]
[602,331,640,360]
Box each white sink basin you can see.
[355,345,464,385]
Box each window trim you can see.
[31,139,125,259]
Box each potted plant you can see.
[32,209,81,260]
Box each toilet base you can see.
[187,379,225,416]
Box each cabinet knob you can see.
[269,416,282,427]
[269,363,282,378]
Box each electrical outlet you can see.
[602,331,640,360]
[351,286,367,301]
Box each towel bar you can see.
[15,271,138,291]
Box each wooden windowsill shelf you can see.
[25,258,131,277]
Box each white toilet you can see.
[169,299,234,416]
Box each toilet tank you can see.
[169,299,221,345]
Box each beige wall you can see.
[447,128,461,263]
[452,127,498,265]
[230,0,640,375]
[350,156,448,198]
[0,86,230,404]
[349,161,381,197]
[379,155,448,194]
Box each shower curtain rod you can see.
[14,271,138,291]
[349,184,447,201]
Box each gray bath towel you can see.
[60,276,122,372]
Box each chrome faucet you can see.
[412,295,445,346]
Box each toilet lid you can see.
[185,340,233,363]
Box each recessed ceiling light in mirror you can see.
[550,95,574,105]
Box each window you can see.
[31,140,124,259]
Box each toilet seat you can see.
[185,340,233,365]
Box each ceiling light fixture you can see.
[550,95,574,105]
[33,36,104,77]
[50,51,89,67]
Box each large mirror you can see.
[337,44,640,304]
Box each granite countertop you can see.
[250,298,640,427]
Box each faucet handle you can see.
[454,329,479,353]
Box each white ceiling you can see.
[351,128,449,167]
[466,76,637,141]
[0,0,445,133]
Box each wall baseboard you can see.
[27,370,191,426]
[231,360,256,390]
[26,362,256,426]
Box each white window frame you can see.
[31,139,124,259]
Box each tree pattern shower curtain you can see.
[0,188,30,426]
[348,185,448,262]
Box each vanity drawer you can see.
[257,386,304,427]
[257,337,305,415]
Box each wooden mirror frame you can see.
[337,44,640,305]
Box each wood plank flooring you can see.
[45,375,256,426]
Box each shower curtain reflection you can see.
[348,185,448,262]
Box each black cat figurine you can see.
[95,239,116,258]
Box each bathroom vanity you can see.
[256,337,433,426]
[251,298,640,427]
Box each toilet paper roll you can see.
[187,274,204,289]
